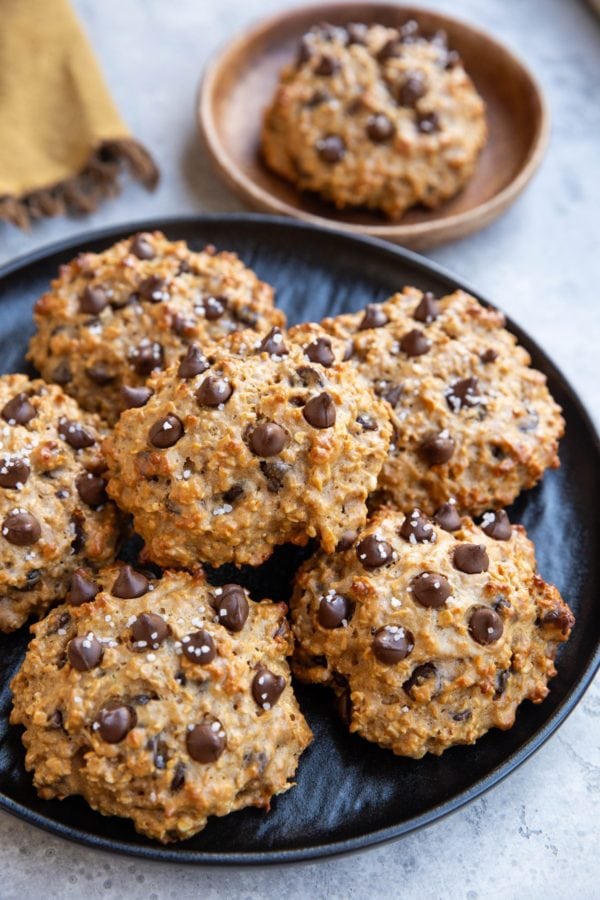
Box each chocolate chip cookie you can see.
[291,506,574,758]
[0,374,118,632]
[262,20,487,219]
[320,287,564,515]
[28,231,284,424]
[11,565,312,843]
[103,325,392,568]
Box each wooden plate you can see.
[198,3,549,249]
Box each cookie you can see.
[0,375,119,632]
[11,565,312,843]
[290,506,574,758]
[262,20,487,219]
[103,324,392,568]
[320,287,564,515]
[28,231,284,424]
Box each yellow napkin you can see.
[0,0,158,228]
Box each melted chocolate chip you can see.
[411,572,451,608]
[212,584,249,632]
[317,593,351,628]
[252,668,285,710]
[358,304,388,330]
[315,54,340,76]
[197,375,233,407]
[260,460,289,493]
[121,385,153,408]
[70,513,85,553]
[58,419,96,449]
[303,392,336,428]
[0,458,30,489]
[2,393,36,426]
[453,544,489,574]
[469,606,504,644]
[420,432,455,466]
[433,502,461,531]
[182,630,216,665]
[336,529,357,551]
[138,275,168,303]
[186,721,226,762]
[356,533,394,568]
[96,705,137,742]
[480,348,498,364]
[373,625,414,664]
[249,422,287,457]
[417,112,440,134]
[399,510,436,543]
[131,341,164,376]
[2,510,41,545]
[148,415,184,448]
[413,292,439,323]
[400,329,431,357]
[259,327,288,356]
[397,72,427,106]
[494,669,509,699]
[306,89,331,108]
[403,662,439,697]
[52,361,72,385]
[366,114,396,143]
[76,473,107,507]
[178,345,209,379]
[305,337,335,367]
[316,134,346,163]
[111,565,149,599]
[130,234,155,260]
[481,509,512,541]
[79,285,109,314]
[222,484,244,504]
[67,634,103,671]
[171,762,186,791]
[357,414,377,431]
[85,365,115,385]
[445,377,481,412]
[374,380,402,407]
[131,613,169,650]
[66,569,100,606]
[452,709,472,722]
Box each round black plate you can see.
[0,215,598,865]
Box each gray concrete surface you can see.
[0,0,598,897]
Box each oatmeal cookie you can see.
[11,565,312,843]
[0,375,118,632]
[262,20,487,219]
[103,325,392,568]
[291,506,574,758]
[28,231,284,424]
[320,287,564,515]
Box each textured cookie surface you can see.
[0,374,118,632]
[291,507,574,758]
[28,231,284,424]
[11,566,312,843]
[262,20,487,219]
[321,288,564,515]
[103,325,392,567]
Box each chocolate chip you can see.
[399,510,436,544]
[212,584,249,632]
[357,414,377,431]
[111,565,149,599]
[0,458,30,489]
[480,348,498,364]
[400,329,431,357]
[433,502,461,531]
[148,415,184,449]
[397,72,427,106]
[85,365,116,385]
[315,54,340,76]
[201,295,227,321]
[377,38,403,61]
[131,613,170,650]
[96,705,137,743]
[182,630,216,665]
[67,634,103,671]
[359,304,388,330]
[373,625,414,664]
[2,393,36,425]
[343,340,354,360]
[138,275,168,303]
[76,473,107,507]
[259,327,288,356]
[197,375,233,407]
[303,392,336,428]
[2,509,41,545]
[178,345,209,379]
[58,418,95,449]
[130,233,155,259]
[306,89,331,108]
[249,422,287,457]
[403,662,439,697]
[252,668,285,710]
[67,569,100,606]
[356,533,394,568]
[374,380,402,407]
[222,484,244,504]
[366,114,396,143]
[494,669,509,699]
[297,35,313,66]
[411,572,451,608]
[469,606,504,644]
[318,592,351,628]
[49,709,64,729]
[347,22,368,44]
[452,709,472,722]
[52,361,72,385]
[481,510,512,541]
[260,460,289,492]
[79,285,109,314]
[445,377,481,412]
[417,112,440,134]
[131,341,164,376]
[413,292,439,323]
[293,366,323,389]
[304,337,335,367]
[336,529,357,551]
[420,432,455,466]
[121,385,153,408]
[316,134,346,163]
[186,721,226,763]
[70,513,85,553]
[453,544,489,574]
[171,762,186,791]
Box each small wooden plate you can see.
[198,2,549,249]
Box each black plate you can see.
[0,215,598,865]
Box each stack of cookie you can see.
[6,228,573,844]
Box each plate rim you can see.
[0,212,598,865]
[197,1,550,249]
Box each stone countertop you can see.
[0,0,598,897]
